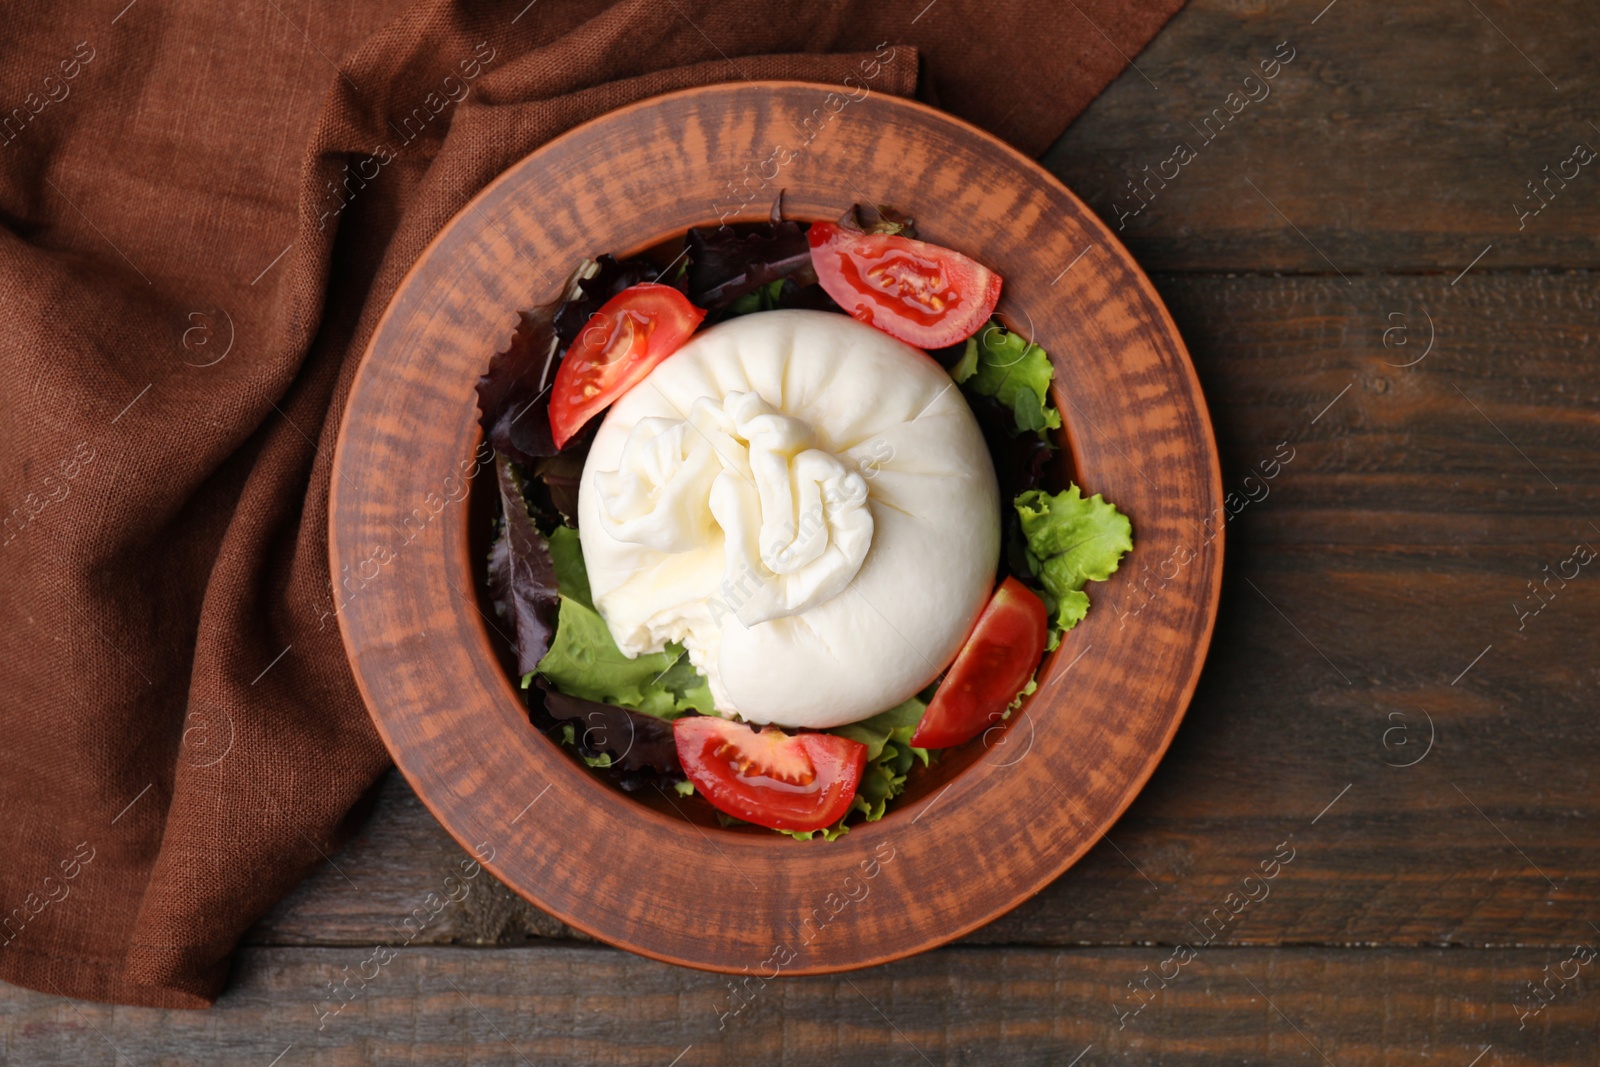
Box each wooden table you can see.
[6,0,1598,1061]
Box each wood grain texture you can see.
[4,945,1595,1065]
[1046,0,1599,272]
[329,83,1222,973]
[274,270,1600,952]
[14,0,1600,1056]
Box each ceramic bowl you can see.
[330,82,1222,974]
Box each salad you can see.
[476,199,1133,840]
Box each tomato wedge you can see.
[674,716,867,833]
[806,221,1002,349]
[910,577,1048,749]
[548,283,705,448]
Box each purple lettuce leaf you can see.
[836,202,918,238]
[487,455,560,676]
[476,301,563,466]
[551,254,670,347]
[524,448,586,526]
[476,256,663,467]
[532,679,684,791]
[686,195,816,309]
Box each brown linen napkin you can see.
[0,0,1184,1008]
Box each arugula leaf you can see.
[486,456,559,675]
[1014,484,1133,640]
[954,324,1062,437]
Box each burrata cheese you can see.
[576,309,999,729]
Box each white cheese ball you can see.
[577,309,999,729]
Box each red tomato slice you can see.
[806,221,1002,348]
[910,577,1048,749]
[674,716,867,833]
[548,283,706,448]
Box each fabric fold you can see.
[0,0,1184,1008]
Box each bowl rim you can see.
[331,79,1224,973]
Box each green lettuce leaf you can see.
[559,722,613,769]
[723,278,785,317]
[950,336,980,382]
[533,524,713,718]
[1008,677,1038,715]
[1014,484,1133,640]
[534,597,709,717]
[782,698,932,841]
[546,524,593,610]
[831,697,927,760]
[953,325,1062,437]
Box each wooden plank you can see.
[3,945,1594,1064]
[251,270,1600,949]
[1044,0,1600,271]
[251,771,587,946]
[1155,272,1600,518]
[988,272,1600,946]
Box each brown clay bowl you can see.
[330,82,1222,974]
